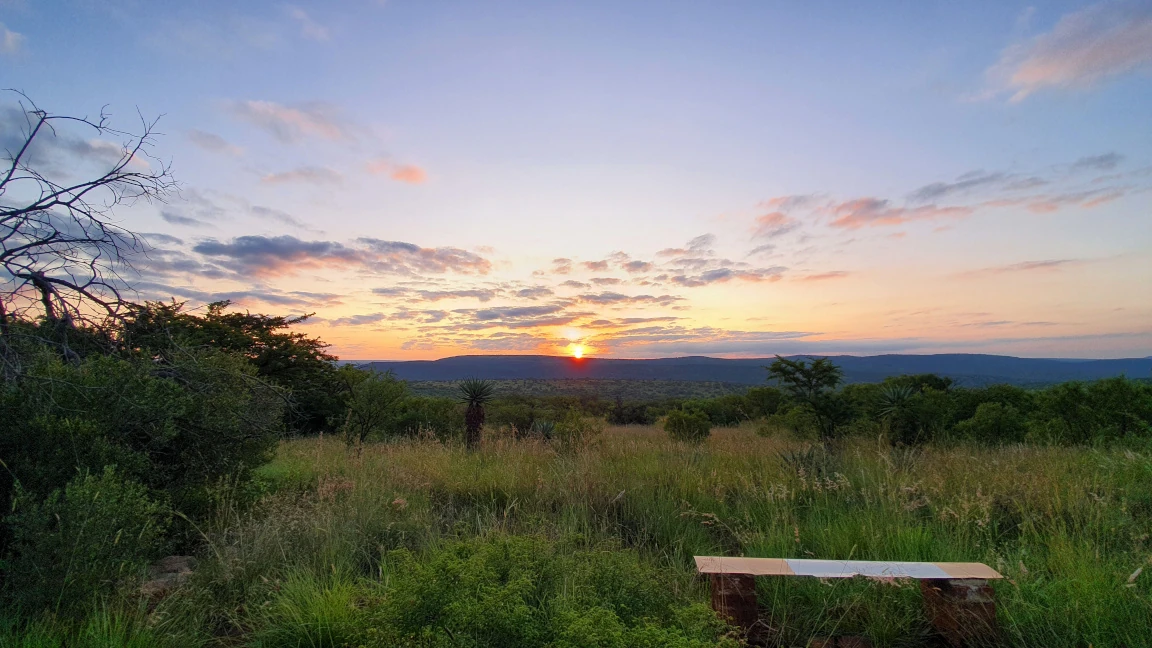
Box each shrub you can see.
[554,409,604,454]
[0,350,284,515]
[341,370,408,445]
[664,409,711,443]
[4,468,171,613]
[954,402,1028,444]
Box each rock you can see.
[141,555,197,600]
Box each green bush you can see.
[354,535,736,647]
[554,410,604,454]
[341,370,408,444]
[664,409,711,443]
[5,468,171,612]
[954,402,1028,443]
[0,350,284,515]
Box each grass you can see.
[8,425,1152,646]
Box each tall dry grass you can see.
[17,425,1150,646]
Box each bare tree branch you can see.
[0,90,177,370]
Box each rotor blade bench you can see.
[695,556,1003,647]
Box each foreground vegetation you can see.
[7,427,1152,646]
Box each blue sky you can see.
[2,0,1150,359]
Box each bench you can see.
[695,556,1003,647]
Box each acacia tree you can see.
[766,355,852,444]
[0,91,175,372]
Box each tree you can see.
[458,378,495,450]
[121,300,345,432]
[342,370,408,447]
[0,91,175,372]
[766,356,850,443]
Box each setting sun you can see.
[571,344,585,359]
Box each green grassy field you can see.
[15,425,1152,647]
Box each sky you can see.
[2,0,1151,360]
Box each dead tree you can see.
[0,90,176,373]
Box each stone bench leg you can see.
[709,573,758,631]
[921,579,999,647]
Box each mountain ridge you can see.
[358,353,1152,387]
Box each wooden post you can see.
[921,579,999,647]
[709,573,758,631]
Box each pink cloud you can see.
[987,2,1152,102]
[796,271,851,282]
[752,211,800,238]
[827,198,972,229]
[367,159,428,184]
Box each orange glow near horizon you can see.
[571,344,585,359]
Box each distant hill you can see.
[358,354,1152,388]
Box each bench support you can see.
[920,579,999,646]
[709,573,758,631]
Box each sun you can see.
[571,344,585,359]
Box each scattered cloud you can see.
[582,260,610,272]
[670,266,785,287]
[1,23,25,55]
[576,292,683,306]
[226,99,352,143]
[191,235,491,277]
[516,287,554,299]
[828,198,972,229]
[559,280,590,289]
[958,258,1086,278]
[160,211,211,227]
[908,171,1009,203]
[796,271,851,282]
[752,211,800,238]
[986,1,1152,101]
[1072,152,1125,171]
[414,289,498,302]
[250,205,323,232]
[287,6,329,41]
[261,166,343,185]
[186,129,243,155]
[357,239,492,275]
[328,312,388,326]
[366,159,428,183]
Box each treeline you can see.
[345,362,1152,447]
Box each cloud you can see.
[582,260,610,272]
[329,313,388,326]
[371,287,410,297]
[796,271,851,282]
[226,100,351,143]
[141,232,185,246]
[1,23,25,55]
[1072,152,1125,171]
[591,277,622,286]
[559,280,589,289]
[959,258,1085,277]
[193,235,364,276]
[657,234,717,258]
[576,292,683,306]
[189,235,490,278]
[828,198,973,229]
[472,305,567,321]
[261,166,343,185]
[357,238,492,274]
[550,258,573,275]
[908,171,1009,203]
[250,205,322,232]
[516,286,554,299]
[186,129,243,155]
[752,211,800,238]
[160,211,211,227]
[986,1,1152,101]
[366,159,428,183]
[623,260,652,273]
[670,266,785,287]
[414,289,498,302]
[287,6,329,41]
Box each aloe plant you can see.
[458,378,495,449]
